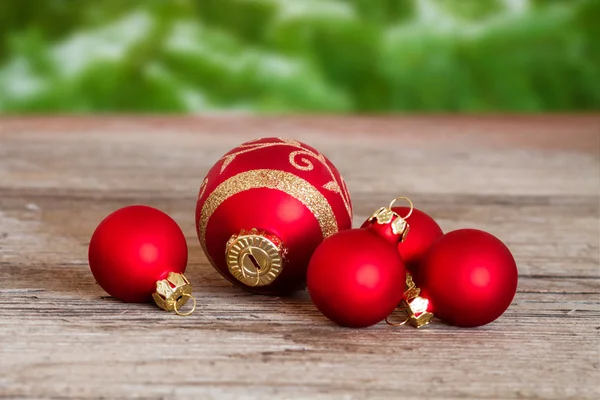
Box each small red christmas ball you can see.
[361,206,442,277]
[307,226,406,328]
[196,137,352,295]
[420,229,518,327]
[88,205,188,303]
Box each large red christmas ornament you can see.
[307,199,410,328]
[195,137,352,295]
[361,206,442,277]
[420,229,518,327]
[88,205,195,315]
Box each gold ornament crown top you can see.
[152,272,196,316]
[401,274,434,328]
[386,273,434,329]
[367,196,414,241]
[226,229,285,287]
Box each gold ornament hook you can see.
[389,196,414,219]
[173,293,197,316]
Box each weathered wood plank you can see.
[0,116,598,399]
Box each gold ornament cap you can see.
[401,274,434,328]
[367,196,413,242]
[226,229,285,287]
[152,272,196,316]
[387,273,434,328]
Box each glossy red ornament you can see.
[420,229,518,327]
[361,206,442,277]
[89,205,192,312]
[196,137,352,295]
[307,206,407,328]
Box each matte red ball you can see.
[88,205,188,302]
[420,229,518,327]
[361,206,442,277]
[307,229,406,328]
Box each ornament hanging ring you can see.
[241,261,261,287]
[385,304,410,326]
[389,196,414,219]
[385,314,409,327]
[173,293,197,316]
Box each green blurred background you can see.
[0,0,598,113]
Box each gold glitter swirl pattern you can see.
[340,175,352,213]
[289,150,315,171]
[198,169,339,254]
[197,177,208,200]
[213,138,352,220]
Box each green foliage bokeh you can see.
[0,0,598,113]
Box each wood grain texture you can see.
[0,116,599,400]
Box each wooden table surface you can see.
[0,116,599,400]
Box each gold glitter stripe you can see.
[198,169,339,252]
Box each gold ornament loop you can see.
[388,196,414,219]
[385,305,410,327]
[173,293,197,316]
[385,316,409,327]
[240,255,262,287]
